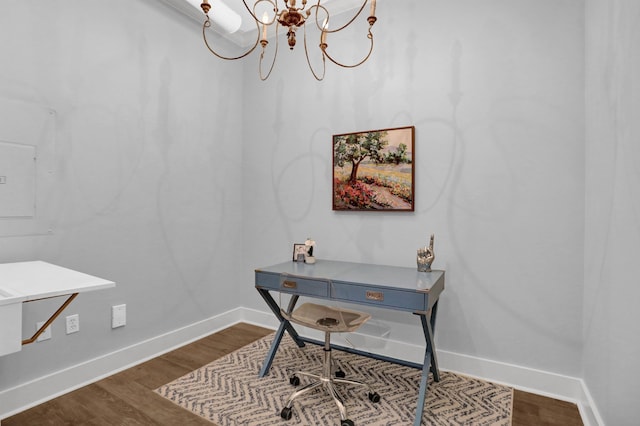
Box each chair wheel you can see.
[280,406,293,420]
[340,420,354,426]
[289,375,300,386]
[335,368,346,378]
[368,392,381,403]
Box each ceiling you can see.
[160,0,367,47]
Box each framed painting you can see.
[333,125,415,211]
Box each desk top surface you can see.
[0,261,115,305]
[256,259,444,293]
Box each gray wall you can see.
[584,1,640,425]
[241,0,585,377]
[0,0,244,389]
[4,0,637,424]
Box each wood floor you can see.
[3,323,583,425]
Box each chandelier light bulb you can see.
[321,18,328,46]
[261,12,269,41]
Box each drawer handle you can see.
[366,291,384,301]
[282,280,297,289]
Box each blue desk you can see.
[255,259,445,426]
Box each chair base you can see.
[280,332,380,425]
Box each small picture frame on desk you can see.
[292,243,308,262]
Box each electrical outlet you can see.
[112,304,126,328]
[66,314,79,334]
[36,321,51,342]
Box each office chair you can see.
[279,302,381,426]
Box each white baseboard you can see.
[0,307,247,419]
[577,378,606,426]
[437,350,604,426]
[1,307,602,426]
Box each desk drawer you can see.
[255,271,329,298]
[280,276,329,298]
[331,282,428,312]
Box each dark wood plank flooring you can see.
[3,323,582,425]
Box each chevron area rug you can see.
[155,334,513,425]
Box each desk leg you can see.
[256,289,304,377]
[428,301,440,381]
[414,302,441,426]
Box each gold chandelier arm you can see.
[311,0,369,33]
[321,27,374,69]
[202,16,260,61]
[303,22,326,81]
[259,22,280,80]
[244,0,277,25]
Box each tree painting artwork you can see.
[333,126,415,211]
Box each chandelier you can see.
[199,0,377,81]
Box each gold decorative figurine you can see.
[417,234,435,272]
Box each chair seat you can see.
[284,302,371,333]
